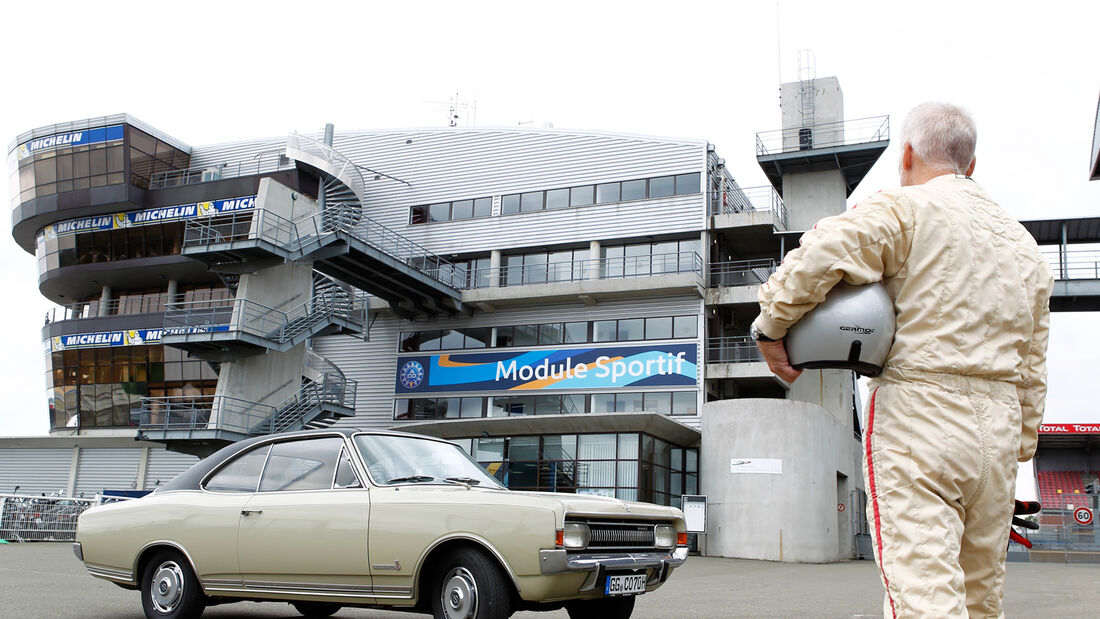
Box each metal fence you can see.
[0,494,127,542]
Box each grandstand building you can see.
[3,77,891,561]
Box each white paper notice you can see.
[729,458,782,474]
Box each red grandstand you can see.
[1034,424,1100,513]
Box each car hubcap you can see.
[150,561,185,613]
[441,566,477,618]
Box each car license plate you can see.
[605,573,647,596]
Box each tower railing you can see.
[755,115,890,156]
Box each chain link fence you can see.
[0,494,130,542]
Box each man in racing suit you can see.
[752,102,1053,618]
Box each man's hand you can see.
[757,339,803,383]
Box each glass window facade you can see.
[410,196,492,224]
[10,124,189,207]
[495,171,702,218]
[395,390,697,421]
[451,432,698,507]
[46,343,218,430]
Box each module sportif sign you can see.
[1038,424,1100,434]
[45,326,230,352]
[16,125,124,160]
[41,196,257,240]
[395,343,698,394]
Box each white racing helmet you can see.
[785,281,895,377]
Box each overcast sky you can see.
[3,0,1099,494]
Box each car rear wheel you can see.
[565,595,636,619]
[431,547,512,619]
[140,550,206,619]
[292,601,341,617]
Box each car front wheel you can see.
[431,547,512,619]
[565,595,636,619]
[140,550,206,619]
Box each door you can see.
[236,438,373,599]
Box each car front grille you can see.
[575,520,658,550]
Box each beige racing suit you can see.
[754,174,1053,618]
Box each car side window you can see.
[333,447,362,489]
[258,437,344,492]
[204,445,271,493]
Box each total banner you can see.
[45,325,230,353]
[395,343,698,394]
[41,196,257,240]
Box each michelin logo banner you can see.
[46,325,230,352]
[17,125,124,160]
[42,196,256,239]
[395,343,698,394]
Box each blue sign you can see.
[42,196,257,239]
[395,343,698,394]
[17,125,124,160]
[46,325,230,353]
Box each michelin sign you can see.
[17,125,124,160]
[46,325,230,353]
[42,196,256,240]
[395,343,698,393]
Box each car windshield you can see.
[353,434,505,489]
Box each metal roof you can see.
[1019,217,1100,245]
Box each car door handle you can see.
[240,509,263,516]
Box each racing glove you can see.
[1009,500,1041,548]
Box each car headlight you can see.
[654,524,677,549]
[560,523,591,549]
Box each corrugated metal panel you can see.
[145,449,199,490]
[74,448,142,496]
[314,296,704,431]
[187,128,710,253]
[0,449,72,496]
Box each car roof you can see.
[156,428,447,492]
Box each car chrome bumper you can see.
[539,547,688,576]
[72,542,83,562]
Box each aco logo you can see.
[400,361,425,389]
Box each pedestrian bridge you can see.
[1021,217,1100,312]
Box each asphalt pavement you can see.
[2,542,1098,618]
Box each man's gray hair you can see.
[901,102,977,173]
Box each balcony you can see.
[461,252,705,308]
[706,259,776,305]
[1042,246,1100,311]
[755,115,890,198]
[705,336,776,382]
[709,185,788,230]
[149,151,295,189]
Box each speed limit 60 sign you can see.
[1073,506,1093,526]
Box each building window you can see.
[395,391,697,421]
[410,196,493,224]
[398,315,695,352]
[495,172,702,218]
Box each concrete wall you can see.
[782,169,848,231]
[213,178,318,423]
[780,76,844,130]
[700,398,863,563]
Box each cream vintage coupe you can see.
[75,429,688,619]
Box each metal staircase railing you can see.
[163,278,367,349]
[137,371,358,438]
